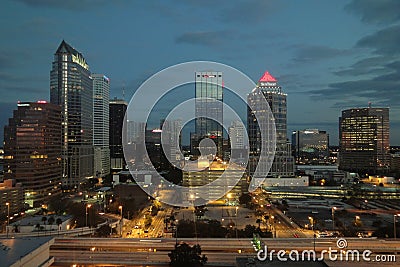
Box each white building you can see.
[93,74,110,177]
[229,120,246,149]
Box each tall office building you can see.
[50,40,94,189]
[109,98,127,172]
[192,71,223,157]
[229,120,246,149]
[161,119,183,167]
[3,101,62,207]
[93,74,110,177]
[292,129,329,164]
[247,71,294,179]
[339,107,390,175]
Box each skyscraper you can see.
[4,101,62,207]
[292,129,329,164]
[339,107,390,175]
[248,71,294,179]
[229,120,246,150]
[50,40,94,189]
[93,74,110,177]
[192,71,223,157]
[161,119,183,167]
[109,98,127,172]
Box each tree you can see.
[194,206,206,219]
[42,216,47,232]
[48,216,55,231]
[56,218,62,236]
[239,193,252,206]
[168,243,207,267]
[95,225,112,237]
[35,223,41,237]
[256,219,261,228]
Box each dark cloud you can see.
[334,56,391,77]
[292,45,351,64]
[345,0,400,25]
[310,60,400,110]
[356,25,400,56]
[176,31,233,47]
[325,13,400,111]
[14,0,125,10]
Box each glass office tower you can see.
[339,107,390,175]
[50,40,94,189]
[4,101,62,207]
[193,71,223,158]
[248,71,294,179]
[93,74,110,177]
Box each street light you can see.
[331,207,337,232]
[175,219,178,245]
[6,202,10,238]
[235,206,239,239]
[119,205,123,218]
[308,216,315,251]
[394,214,400,240]
[119,205,123,237]
[85,204,92,227]
[270,215,276,238]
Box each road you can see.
[49,237,400,266]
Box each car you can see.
[134,225,139,229]
[317,232,329,238]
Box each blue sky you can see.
[1,0,399,145]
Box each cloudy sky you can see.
[1,0,399,145]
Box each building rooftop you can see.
[0,237,53,267]
[259,71,277,83]
[9,215,72,226]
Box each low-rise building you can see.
[0,179,24,220]
[7,215,72,233]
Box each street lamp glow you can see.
[5,202,10,237]
[85,204,92,227]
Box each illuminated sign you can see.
[72,53,89,70]
[260,82,277,86]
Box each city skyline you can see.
[1,1,400,145]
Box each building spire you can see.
[258,71,277,83]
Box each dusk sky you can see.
[1,0,399,145]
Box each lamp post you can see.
[175,219,178,245]
[189,194,197,243]
[235,206,239,239]
[270,215,275,238]
[118,205,123,237]
[394,214,400,240]
[331,207,337,232]
[6,202,10,238]
[85,204,92,227]
[309,216,315,251]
